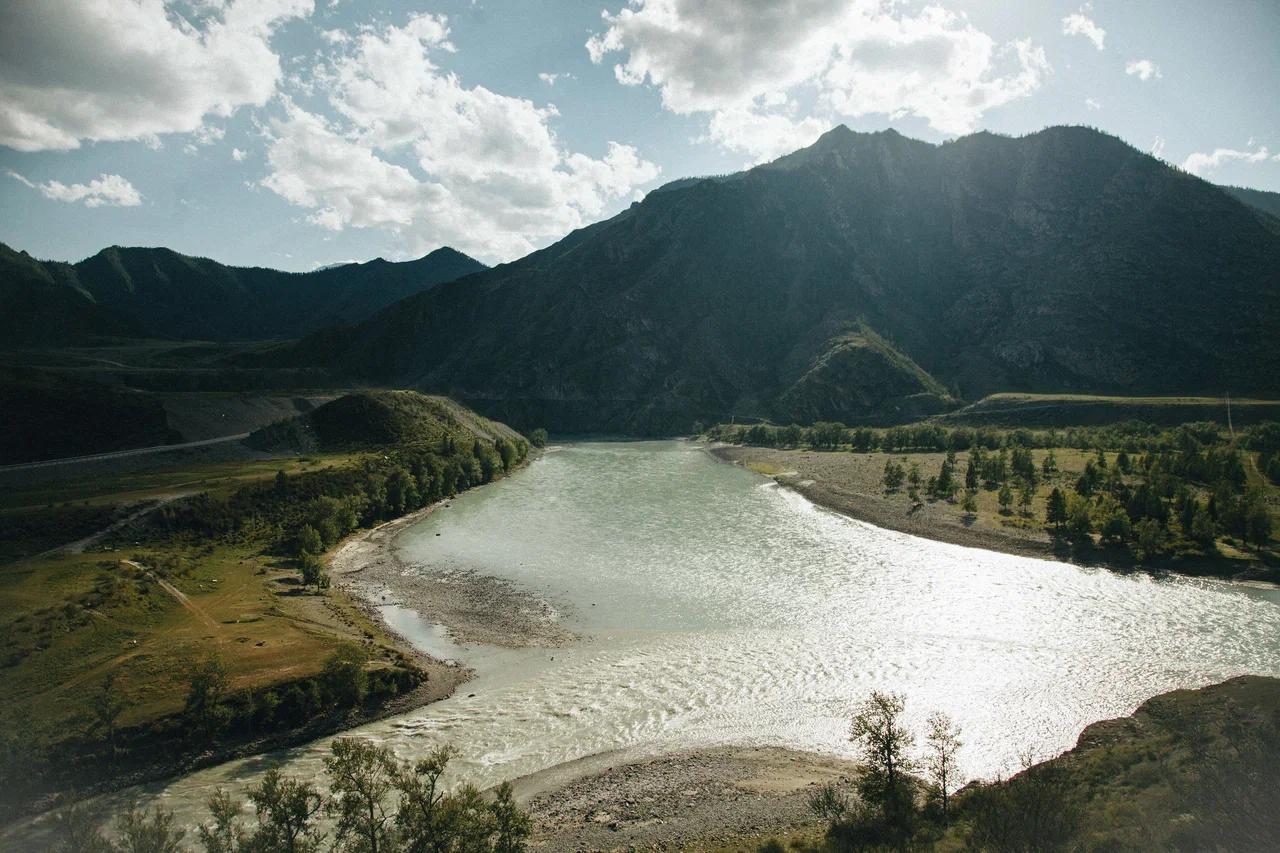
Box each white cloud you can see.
[1061,13,1106,50]
[262,15,659,262]
[1151,135,1165,158]
[7,170,142,207]
[1125,59,1162,81]
[1182,144,1271,176]
[539,72,574,85]
[1085,97,1102,110]
[232,147,248,161]
[587,0,1050,161]
[0,0,313,152]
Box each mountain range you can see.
[0,243,484,345]
[273,125,1280,433]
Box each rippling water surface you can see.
[13,441,1280,842]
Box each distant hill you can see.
[0,367,180,464]
[0,244,485,346]
[1224,185,1280,221]
[280,125,1280,433]
[246,390,524,453]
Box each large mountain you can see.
[0,243,485,345]
[281,125,1280,433]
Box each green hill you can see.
[281,125,1280,433]
[0,244,485,346]
[247,390,525,453]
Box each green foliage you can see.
[528,427,549,447]
[1046,488,1068,529]
[1092,494,1132,544]
[299,552,325,591]
[184,654,231,744]
[881,460,904,491]
[295,523,323,557]
[322,644,369,708]
[966,756,1082,853]
[997,485,1013,512]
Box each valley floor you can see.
[709,444,1278,583]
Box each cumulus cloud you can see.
[1182,144,1272,176]
[232,147,248,161]
[261,14,659,262]
[7,170,142,207]
[1151,136,1165,158]
[1061,13,1106,50]
[1085,97,1102,110]
[0,0,313,152]
[1125,59,1162,81]
[539,72,574,85]
[586,0,1050,161]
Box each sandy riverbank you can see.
[329,499,574,651]
[513,747,859,852]
[710,444,1058,561]
[710,444,1278,583]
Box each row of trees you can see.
[54,739,530,853]
[161,433,530,557]
[707,418,1280,460]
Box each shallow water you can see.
[10,440,1280,843]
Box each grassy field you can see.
[0,452,402,757]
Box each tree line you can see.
[52,738,531,853]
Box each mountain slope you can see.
[0,244,485,345]
[271,126,1280,432]
[1224,184,1280,222]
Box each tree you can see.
[1096,448,1107,469]
[1244,493,1272,550]
[1066,493,1093,539]
[1017,480,1035,516]
[882,460,904,491]
[690,422,704,437]
[491,782,530,853]
[394,744,456,852]
[965,459,980,491]
[1134,517,1166,561]
[53,804,113,853]
[924,711,962,817]
[962,490,978,516]
[90,670,130,765]
[115,802,187,853]
[1041,449,1057,475]
[246,769,327,853]
[323,644,368,708]
[1091,494,1132,544]
[299,551,325,591]
[528,428,548,448]
[1191,507,1217,546]
[185,653,231,743]
[907,461,922,489]
[326,738,399,853]
[1046,488,1068,529]
[849,691,915,819]
[908,485,920,505]
[967,755,1081,853]
[197,789,245,853]
[998,485,1014,513]
[295,524,323,558]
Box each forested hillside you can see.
[279,125,1280,434]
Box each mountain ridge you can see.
[0,243,486,345]
[276,124,1280,433]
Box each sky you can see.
[1,0,1278,271]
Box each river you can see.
[10,440,1280,843]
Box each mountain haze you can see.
[282,125,1280,433]
[0,243,485,346]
